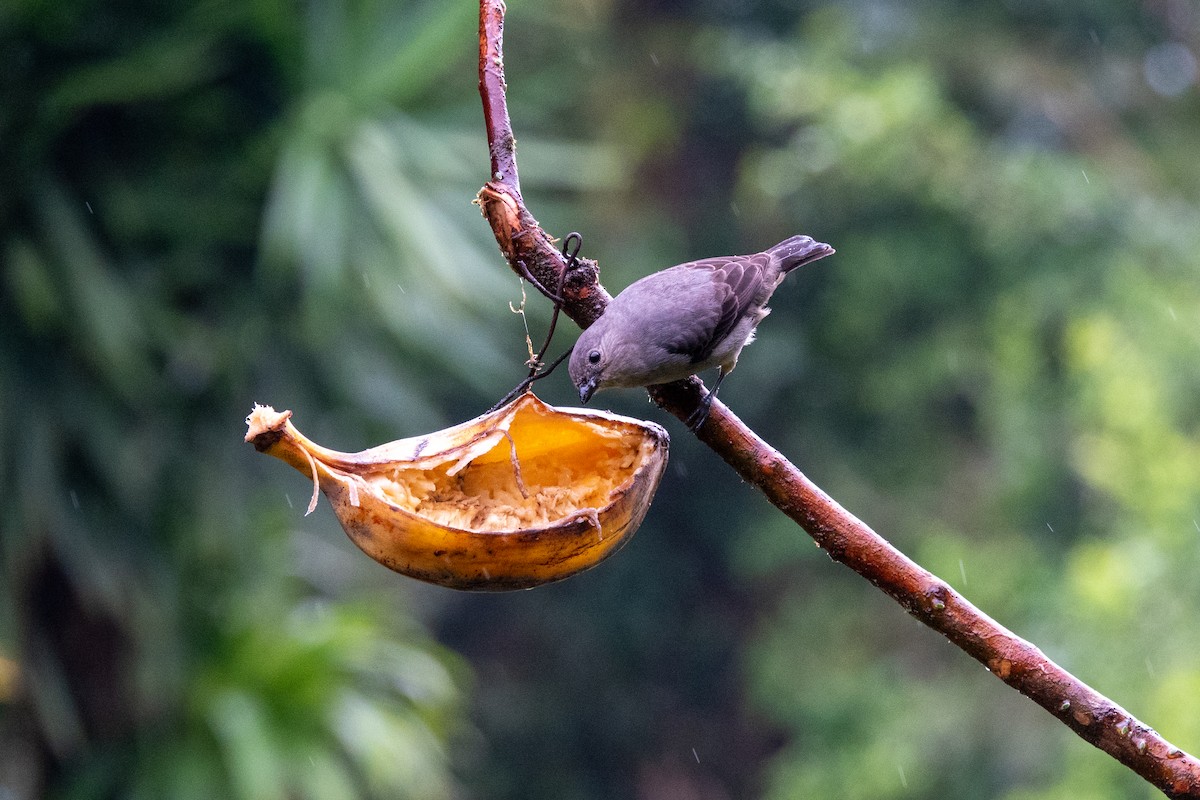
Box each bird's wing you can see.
[662,254,769,364]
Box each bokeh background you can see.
[3,0,1200,797]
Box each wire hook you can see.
[490,232,586,412]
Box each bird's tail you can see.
[768,235,836,273]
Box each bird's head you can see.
[568,323,613,404]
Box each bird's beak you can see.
[578,378,598,404]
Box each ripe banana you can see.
[245,393,669,590]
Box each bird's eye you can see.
[588,349,601,365]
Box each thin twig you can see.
[479,0,519,193]
[473,0,1200,796]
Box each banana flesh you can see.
[245,393,669,590]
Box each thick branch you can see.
[475,0,1200,796]
[476,1,609,328]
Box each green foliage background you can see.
[2,0,1198,798]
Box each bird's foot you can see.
[685,370,728,432]
[685,393,715,432]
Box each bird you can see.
[568,235,834,428]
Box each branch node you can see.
[925,584,949,612]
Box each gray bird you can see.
[569,235,834,427]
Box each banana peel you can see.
[245,393,669,590]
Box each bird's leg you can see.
[686,368,728,431]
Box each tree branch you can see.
[474,0,1200,796]
[476,0,609,329]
